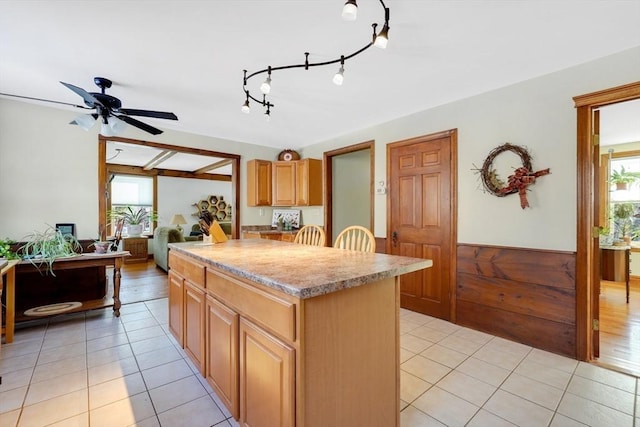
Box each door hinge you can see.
[592,319,600,331]
[593,134,600,146]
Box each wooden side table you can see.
[123,236,149,263]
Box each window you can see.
[609,157,640,241]
[110,175,154,234]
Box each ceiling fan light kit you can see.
[0,76,178,136]
[241,0,390,117]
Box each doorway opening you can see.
[574,81,640,373]
[595,99,640,375]
[323,141,375,247]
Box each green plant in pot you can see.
[20,225,82,275]
[613,202,635,243]
[610,166,640,191]
[108,206,157,237]
[0,238,20,260]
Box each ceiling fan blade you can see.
[119,108,178,120]
[60,81,103,107]
[115,114,164,135]
[0,92,92,109]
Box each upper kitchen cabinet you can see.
[272,161,297,206]
[247,159,272,206]
[273,159,322,207]
[295,158,323,206]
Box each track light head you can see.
[241,100,250,114]
[342,0,358,21]
[333,56,346,86]
[333,66,345,86]
[374,23,389,49]
[260,76,271,94]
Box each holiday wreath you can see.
[478,143,550,209]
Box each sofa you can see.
[153,227,199,272]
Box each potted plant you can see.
[108,206,157,237]
[610,166,640,191]
[20,225,82,275]
[613,202,635,244]
[0,238,19,260]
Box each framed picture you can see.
[56,223,76,238]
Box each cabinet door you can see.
[272,161,297,206]
[184,280,206,375]
[280,233,296,243]
[240,318,295,427]
[206,295,239,419]
[168,271,184,346]
[296,158,323,206]
[247,160,272,206]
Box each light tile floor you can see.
[0,300,638,427]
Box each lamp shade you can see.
[170,214,187,226]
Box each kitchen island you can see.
[168,239,431,427]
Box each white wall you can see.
[157,176,232,231]
[300,46,640,252]
[2,47,638,249]
[0,99,280,240]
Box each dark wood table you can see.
[6,251,130,342]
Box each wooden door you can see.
[239,318,294,427]
[388,130,456,320]
[168,271,184,346]
[273,161,297,206]
[184,280,206,375]
[206,295,239,419]
[592,109,601,358]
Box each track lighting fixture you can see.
[342,0,358,21]
[260,67,272,94]
[241,91,251,114]
[242,0,389,118]
[264,104,271,122]
[374,7,390,49]
[333,56,345,86]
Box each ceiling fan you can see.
[0,77,178,135]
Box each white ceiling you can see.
[1,1,639,150]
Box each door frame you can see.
[574,81,640,361]
[323,141,375,245]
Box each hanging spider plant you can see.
[20,225,82,275]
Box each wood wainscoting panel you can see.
[457,244,576,357]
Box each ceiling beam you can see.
[194,159,233,174]
[107,164,232,182]
[143,150,176,170]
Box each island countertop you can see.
[169,239,432,299]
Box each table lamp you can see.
[170,214,187,233]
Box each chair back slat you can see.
[333,225,375,253]
[293,225,326,247]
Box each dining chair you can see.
[293,225,326,247]
[333,225,376,253]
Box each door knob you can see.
[392,231,398,247]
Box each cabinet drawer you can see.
[206,269,296,343]
[169,251,205,287]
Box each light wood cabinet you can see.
[168,270,184,346]
[240,318,295,427]
[247,159,272,206]
[242,231,296,242]
[206,294,239,419]
[295,158,323,206]
[123,237,148,263]
[273,161,297,206]
[247,158,322,207]
[184,280,206,375]
[169,247,401,427]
